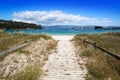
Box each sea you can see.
[4,26,120,35]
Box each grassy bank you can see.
[73,32,120,80]
[0,32,52,51]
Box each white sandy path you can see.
[40,36,87,80]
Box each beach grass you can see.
[7,63,42,80]
[73,32,120,79]
[0,32,52,51]
[80,47,94,57]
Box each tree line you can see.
[0,19,42,29]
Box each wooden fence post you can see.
[83,39,87,48]
[93,42,97,52]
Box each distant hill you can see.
[0,19,42,29]
[94,26,104,30]
[94,26,120,30]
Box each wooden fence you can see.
[0,41,29,58]
[76,37,120,60]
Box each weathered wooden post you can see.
[83,39,87,48]
[93,42,97,52]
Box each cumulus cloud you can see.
[13,10,113,26]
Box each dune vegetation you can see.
[73,32,120,80]
[0,31,57,80]
[0,31,52,51]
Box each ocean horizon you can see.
[4,29,120,36]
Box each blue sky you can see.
[0,0,120,26]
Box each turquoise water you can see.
[4,29,120,35]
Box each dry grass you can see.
[7,63,42,80]
[80,47,94,57]
[18,49,31,55]
[47,39,58,51]
[87,33,120,54]
[73,32,120,80]
[29,34,52,41]
[0,32,52,51]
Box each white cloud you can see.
[13,10,113,26]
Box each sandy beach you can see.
[52,35,74,40]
